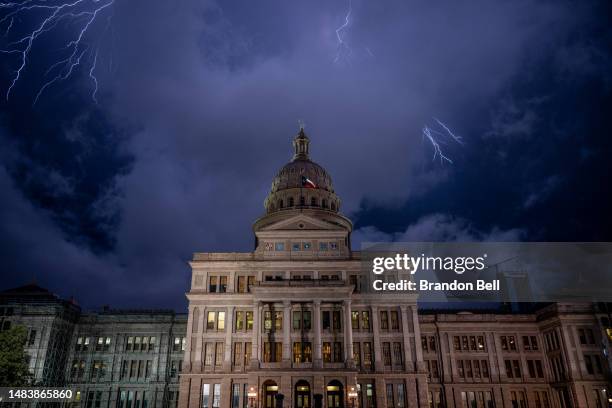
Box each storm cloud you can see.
[0,0,610,309]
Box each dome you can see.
[263,128,341,214]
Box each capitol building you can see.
[1,129,611,408]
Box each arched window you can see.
[331,202,336,211]
[311,197,317,207]
[322,199,327,209]
[279,200,284,209]
[263,381,278,408]
[289,197,295,207]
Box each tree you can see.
[0,325,32,386]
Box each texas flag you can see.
[302,176,317,189]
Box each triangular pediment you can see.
[257,214,345,232]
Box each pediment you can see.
[257,214,345,232]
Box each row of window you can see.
[273,196,337,211]
[265,241,339,252]
[194,275,256,293]
[117,390,149,408]
[457,360,490,379]
[453,335,486,352]
[76,336,113,352]
[120,360,153,380]
[126,336,154,352]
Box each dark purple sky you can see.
[1,0,610,310]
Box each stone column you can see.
[283,300,292,367]
[371,306,383,371]
[313,300,322,368]
[411,305,425,372]
[184,306,195,372]
[250,301,261,368]
[224,306,234,370]
[343,300,355,368]
[400,305,414,372]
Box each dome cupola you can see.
[263,127,341,214]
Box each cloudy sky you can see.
[1,0,610,310]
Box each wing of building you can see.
[1,129,611,408]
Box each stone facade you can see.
[177,130,611,408]
[1,129,611,408]
[0,285,187,408]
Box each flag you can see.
[302,176,317,189]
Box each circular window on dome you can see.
[298,223,305,229]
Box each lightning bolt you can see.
[422,118,464,165]
[0,0,114,104]
[333,0,352,64]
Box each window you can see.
[386,384,394,408]
[236,311,245,330]
[233,343,242,366]
[232,384,240,408]
[390,311,399,330]
[207,312,216,330]
[218,312,225,330]
[363,342,373,369]
[275,242,285,251]
[332,310,341,330]
[362,311,370,330]
[426,360,439,379]
[319,242,328,251]
[264,311,282,331]
[481,360,489,377]
[351,311,359,329]
[173,337,185,352]
[293,310,311,330]
[292,242,301,251]
[206,311,225,331]
[212,384,220,408]
[380,311,389,330]
[505,359,521,378]
[28,329,36,346]
[393,342,403,365]
[322,342,332,363]
[353,342,360,365]
[523,335,538,351]
[263,342,282,363]
[215,343,224,367]
[477,336,485,351]
[501,335,517,351]
[205,343,215,366]
[333,342,343,362]
[237,276,247,293]
[246,311,253,330]
[202,384,210,408]
[209,276,217,293]
[293,342,312,363]
[91,360,106,380]
[397,384,406,408]
[322,311,331,330]
[244,342,252,365]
